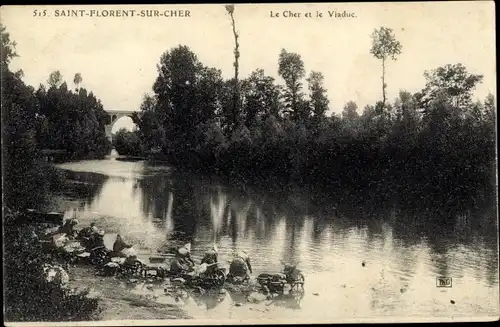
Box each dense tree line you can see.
[2,26,59,210]
[2,24,103,321]
[34,72,111,159]
[2,28,110,210]
[131,26,496,211]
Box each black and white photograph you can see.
[1,2,498,325]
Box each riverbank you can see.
[66,265,190,320]
[43,179,193,321]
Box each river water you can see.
[55,152,499,322]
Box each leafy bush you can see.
[3,210,102,322]
[113,128,144,156]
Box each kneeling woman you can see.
[228,251,252,282]
[170,245,195,275]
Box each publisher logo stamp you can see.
[436,277,452,288]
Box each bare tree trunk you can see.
[291,76,297,120]
[229,11,240,131]
[382,56,386,107]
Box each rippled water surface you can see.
[56,153,499,322]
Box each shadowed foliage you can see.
[128,40,495,216]
[2,24,103,321]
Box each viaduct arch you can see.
[104,110,141,142]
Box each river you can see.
[54,151,499,323]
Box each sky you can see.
[1,2,496,131]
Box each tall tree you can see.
[482,93,496,149]
[194,66,224,124]
[241,68,281,126]
[47,70,63,88]
[483,93,496,124]
[393,90,420,125]
[73,72,82,91]
[307,71,329,118]
[342,100,359,121]
[2,26,45,209]
[151,45,223,153]
[390,90,420,147]
[219,78,240,132]
[153,45,200,150]
[225,4,240,132]
[340,101,361,137]
[370,27,402,106]
[419,63,483,113]
[295,98,312,123]
[1,24,18,66]
[278,49,306,121]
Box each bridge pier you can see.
[105,125,113,143]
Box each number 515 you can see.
[33,9,47,17]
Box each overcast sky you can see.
[1,2,496,131]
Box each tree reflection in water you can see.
[63,163,498,300]
[60,169,109,207]
[144,168,494,286]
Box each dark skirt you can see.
[229,258,248,277]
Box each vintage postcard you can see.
[1,2,498,326]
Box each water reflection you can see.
[267,292,305,310]
[57,159,499,318]
[210,188,226,241]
